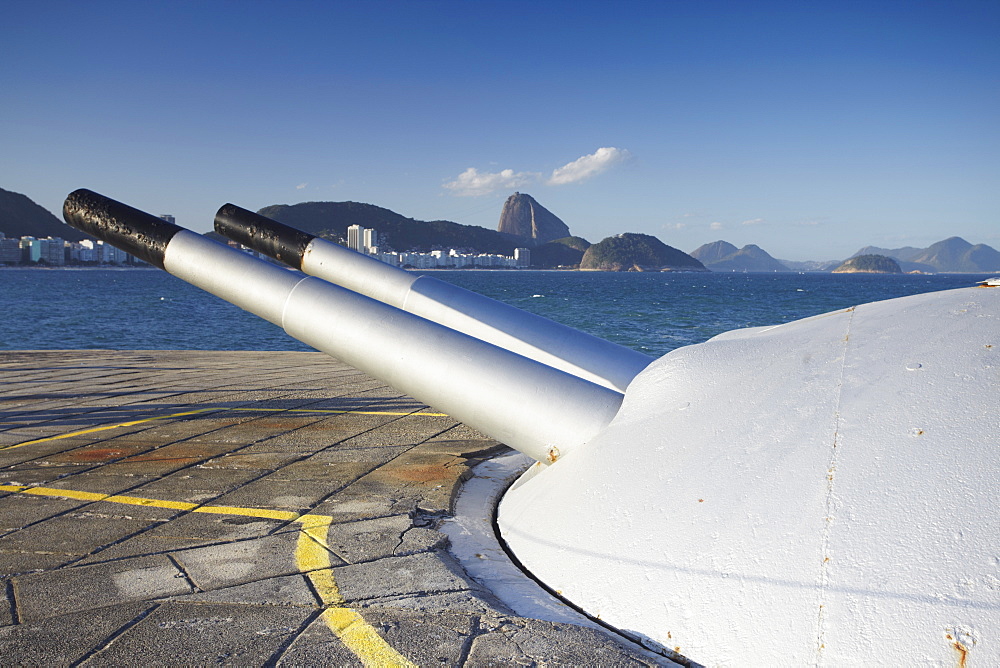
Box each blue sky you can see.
[3,0,997,260]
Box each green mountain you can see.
[257,201,523,255]
[580,233,706,272]
[0,187,90,242]
[833,254,902,274]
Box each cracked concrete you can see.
[0,350,674,666]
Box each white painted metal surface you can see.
[163,230,623,463]
[282,277,623,462]
[299,238,652,393]
[164,230,303,324]
[498,286,999,666]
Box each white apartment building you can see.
[18,236,66,265]
[0,233,142,265]
[514,248,530,268]
[342,225,526,270]
[347,224,380,254]
[73,239,131,265]
[0,233,22,264]
[363,228,378,251]
[347,224,363,252]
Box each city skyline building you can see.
[347,224,363,252]
[0,225,526,270]
[363,228,377,252]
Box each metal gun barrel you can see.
[63,189,623,463]
[214,204,653,393]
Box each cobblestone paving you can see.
[0,351,671,666]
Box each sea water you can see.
[0,267,992,357]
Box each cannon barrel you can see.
[63,189,624,463]
[214,204,652,393]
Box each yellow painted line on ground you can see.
[229,407,448,417]
[106,494,198,511]
[193,505,299,521]
[0,405,448,452]
[295,513,418,668]
[321,607,418,668]
[0,485,297,521]
[19,486,108,501]
[0,408,220,451]
[0,484,417,666]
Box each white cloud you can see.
[443,146,631,196]
[741,217,764,226]
[710,221,723,230]
[548,147,630,186]
[442,167,539,197]
[665,222,687,231]
[296,183,308,190]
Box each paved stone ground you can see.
[0,350,673,666]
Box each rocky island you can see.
[832,254,902,273]
[580,233,707,272]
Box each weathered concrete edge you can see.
[443,450,680,665]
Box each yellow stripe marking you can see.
[106,495,197,510]
[22,486,107,501]
[1,406,447,451]
[1,484,416,666]
[0,408,219,451]
[193,505,299,521]
[294,514,417,667]
[322,607,418,667]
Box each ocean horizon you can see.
[2,267,993,358]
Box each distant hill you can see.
[257,201,522,255]
[909,237,1000,273]
[848,244,932,272]
[780,258,841,272]
[833,254,902,274]
[691,241,788,272]
[0,187,90,242]
[690,240,739,264]
[851,245,924,262]
[848,237,1000,273]
[496,193,571,245]
[580,233,706,272]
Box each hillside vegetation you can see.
[257,201,522,255]
[580,233,706,272]
[0,187,90,241]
